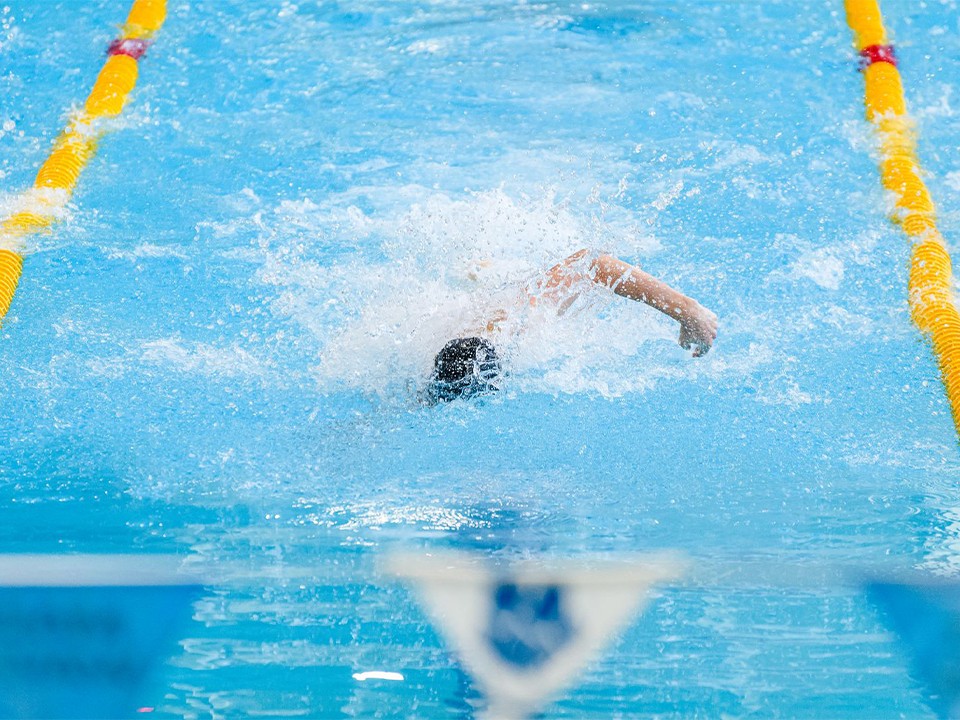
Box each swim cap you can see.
[429,337,501,403]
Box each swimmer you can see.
[426,249,718,402]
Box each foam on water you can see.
[0,6,18,52]
[0,187,72,252]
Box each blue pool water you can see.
[3,0,960,716]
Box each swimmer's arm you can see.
[590,254,692,320]
[589,252,718,357]
[538,249,718,356]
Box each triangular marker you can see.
[0,554,202,719]
[388,552,685,719]
[867,579,960,719]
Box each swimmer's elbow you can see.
[590,253,628,286]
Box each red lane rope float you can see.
[109,38,151,60]
[845,0,960,438]
[859,43,897,69]
[0,0,166,323]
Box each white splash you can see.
[0,187,72,252]
[406,39,447,55]
[0,6,19,54]
[256,188,752,398]
[352,671,404,682]
[106,243,189,261]
[793,248,845,290]
[709,142,775,170]
[650,180,685,211]
[140,338,270,378]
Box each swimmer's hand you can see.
[678,302,718,358]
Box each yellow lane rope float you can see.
[845,0,960,438]
[0,0,166,322]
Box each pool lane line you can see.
[845,0,960,439]
[0,0,166,323]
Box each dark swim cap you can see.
[429,337,501,403]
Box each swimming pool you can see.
[2,0,960,716]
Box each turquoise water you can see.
[2,0,960,716]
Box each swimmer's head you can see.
[428,337,501,403]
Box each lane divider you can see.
[0,0,166,322]
[845,0,960,438]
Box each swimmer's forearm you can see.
[591,254,696,322]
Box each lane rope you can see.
[0,0,166,322]
[845,0,960,438]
